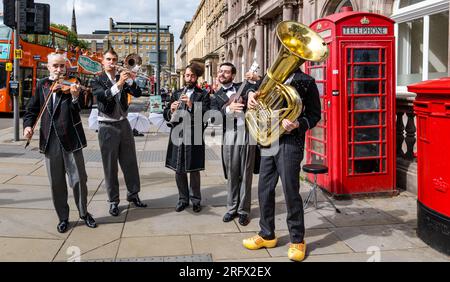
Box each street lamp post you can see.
[156,0,160,96]
[13,0,21,142]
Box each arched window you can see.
[391,0,449,89]
[322,0,355,16]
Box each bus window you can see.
[0,63,6,89]
[37,62,49,80]
[21,68,33,107]
[38,34,53,47]
[55,33,68,50]
[0,25,11,40]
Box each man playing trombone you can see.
[92,48,147,217]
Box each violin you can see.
[24,77,87,149]
[53,77,88,94]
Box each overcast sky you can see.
[1,0,199,49]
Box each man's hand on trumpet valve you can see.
[247,91,259,110]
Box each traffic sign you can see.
[14,49,23,59]
[6,63,13,72]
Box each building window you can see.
[392,0,449,88]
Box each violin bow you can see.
[25,79,60,149]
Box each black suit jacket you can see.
[163,86,211,172]
[23,77,87,154]
[91,72,142,116]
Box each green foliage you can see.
[50,23,87,49]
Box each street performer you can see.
[163,63,211,213]
[243,68,321,262]
[212,62,259,226]
[91,48,147,217]
[23,52,97,233]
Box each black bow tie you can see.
[223,87,234,93]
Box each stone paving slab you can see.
[191,233,271,261]
[117,236,193,259]
[0,184,97,211]
[0,208,78,240]
[0,237,64,262]
[331,224,426,253]
[0,163,41,176]
[265,229,354,258]
[54,223,124,262]
[0,175,16,184]
[316,200,402,227]
[5,175,103,190]
[236,204,335,234]
[122,206,240,237]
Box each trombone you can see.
[112,54,152,81]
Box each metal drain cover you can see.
[87,254,213,262]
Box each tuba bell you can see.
[246,21,329,147]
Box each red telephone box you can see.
[305,11,396,196]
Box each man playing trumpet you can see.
[92,48,147,217]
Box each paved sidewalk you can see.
[0,97,448,262]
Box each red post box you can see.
[409,78,450,255]
[304,11,396,196]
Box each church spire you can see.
[71,0,78,34]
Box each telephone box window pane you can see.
[312,154,325,165]
[382,49,385,62]
[316,83,324,96]
[355,97,381,110]
[311,140,325,155]
[354,81,380,94]
[354,66,380,78]
[310,68,324,80]
[382,65,386,78]
[348,49,352,62]
[311,127,325,141]
[355,144,380,157]
[428,12,449,80]
[355,128,380,142]
[355,113,380,126]
[355,160,380,174]
[353,50,379,62]
[348,66,352,79]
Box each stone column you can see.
[297,0,304,23]
[255,19,265,76]
[243,33,249,76]
[281,0,296,21]
[227,0,233,26]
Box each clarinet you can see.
[167,87,188,128]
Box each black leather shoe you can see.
[57,220,69,233]
[129,196,147,208]
[81,213,97,229]
[193,204,202,213]
[175,202,189,212]
[109,203,120,217]
[238,214,250,226]
[223,213,237,222]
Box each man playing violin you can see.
[91,48,147,218]
[23,52,97,233]
[211,62,259,226]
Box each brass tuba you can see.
[246,21,329,146]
